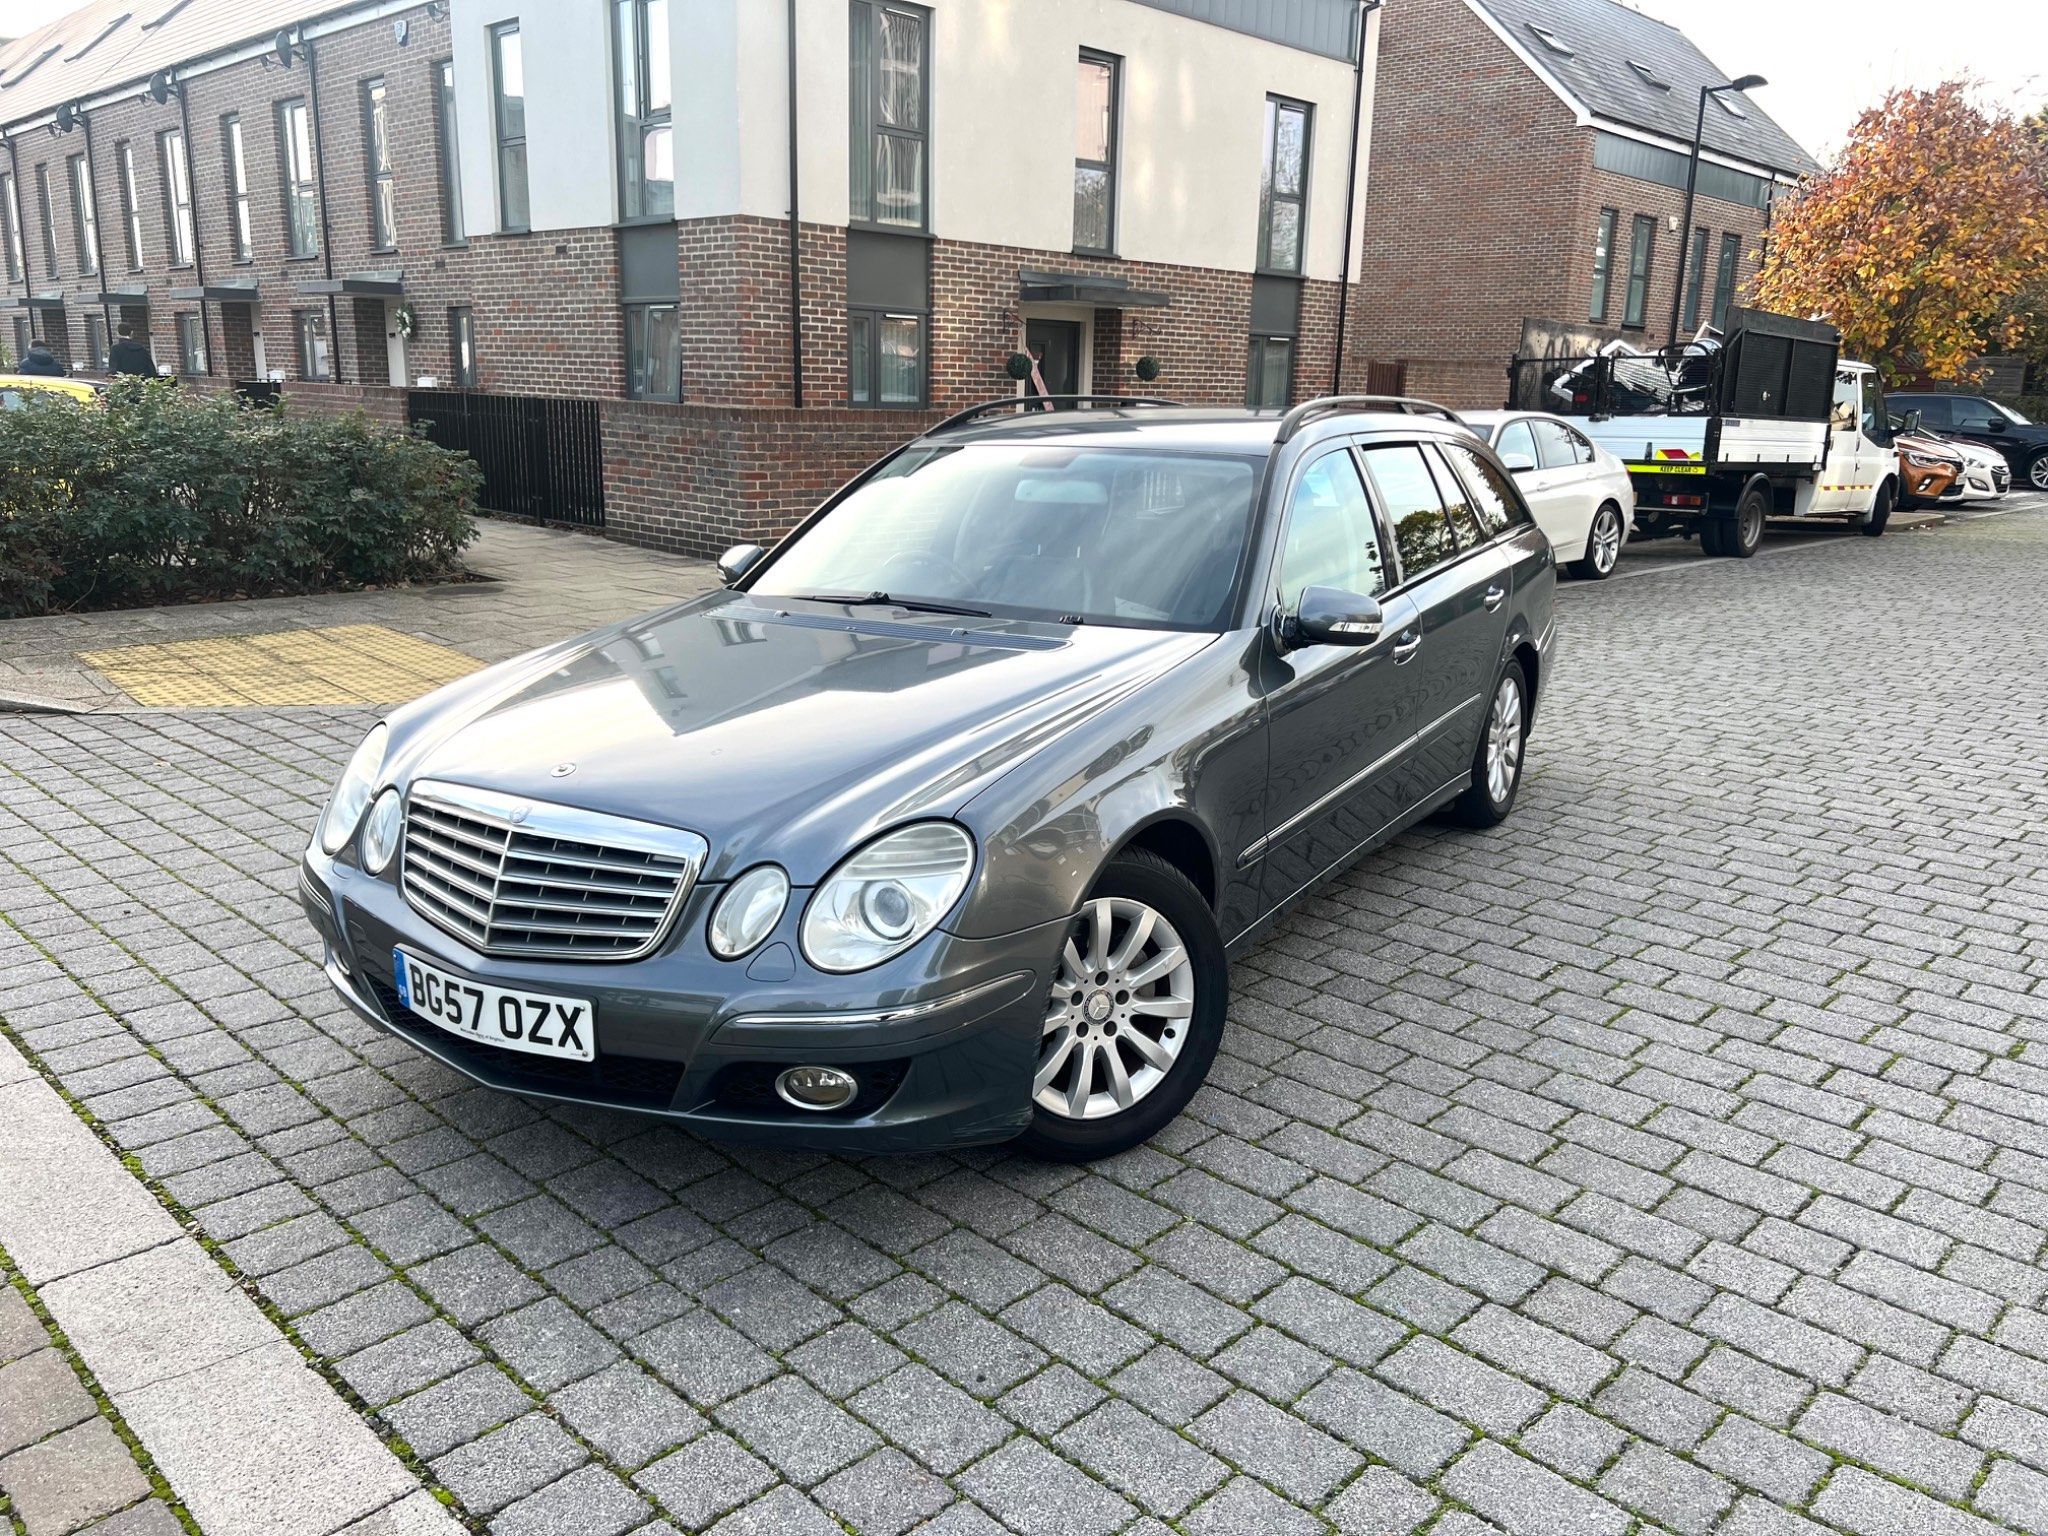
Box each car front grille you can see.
[402,779,708,961]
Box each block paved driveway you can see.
[4,500,2048,1536]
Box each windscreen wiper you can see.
[786,590,993,619]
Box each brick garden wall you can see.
[599,400,948,560]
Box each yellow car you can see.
[0,373,101,409]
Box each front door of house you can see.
[1026,319,1083,399]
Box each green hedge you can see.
[0,381,480,619]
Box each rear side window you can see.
[1439,442,1533,537]
[1530,418,1578,469]
[1900,396,1949,429]
[1496,419,1537,465]
[1361,444,1457,580]
[1277,450,1390,604]
[1567,425,1596,464]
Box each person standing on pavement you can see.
[15,338,64,377]
[109,324,157,378]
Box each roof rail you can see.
[1274,395,1467,444]
[925,394,1185,436]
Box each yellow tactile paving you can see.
[79,624,485,708]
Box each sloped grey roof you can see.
[1468,0,1821,177]
[0,0,334,131]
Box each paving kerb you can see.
[0,1034,461,1536]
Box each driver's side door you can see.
[1257,446,1420,908]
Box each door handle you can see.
[1483,585,1507,611]
[1392,630,1422,664]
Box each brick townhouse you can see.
[1354,0,1821,408]
[0,0,1388,557]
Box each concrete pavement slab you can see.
[0,1074,182,1285]
[41,1239,276,1395]
[120,1338,436,1536]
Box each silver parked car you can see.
[301,397,1558,1161]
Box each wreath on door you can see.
[394,302,418,341]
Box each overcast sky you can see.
[6,0,2043,163]
[1631,0,2045,157]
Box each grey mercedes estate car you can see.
[301,395,1557,1161]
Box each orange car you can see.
[1895,427,1963,507]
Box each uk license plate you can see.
[392,948,595,1062]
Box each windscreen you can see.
[753,444,1263,631]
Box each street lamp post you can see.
[1668,74,1767,345]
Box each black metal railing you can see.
[406,390,606,528]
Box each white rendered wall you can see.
[453,0,1378,278]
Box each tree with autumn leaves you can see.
[1754,83,2048,384]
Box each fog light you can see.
[775,1065,858,1112]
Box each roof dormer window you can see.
[1627,60,1670,91]
[1712,91,1748,118]
[1526,23,1575,56]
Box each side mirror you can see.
[1902,410,1922,435]
[1284,587,1384,651]
[1500,451,1537,475]
[718,543,767,585]
[1984,416,2006,433]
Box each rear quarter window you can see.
[1438,441,1533,537]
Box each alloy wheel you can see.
[2031,455,2048,492]
[1485,675,1524,805]
[1036,897,1195,1120]
[1589,508,1622,574]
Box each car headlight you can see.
[801,823,975,973]
[360,788,404,874]
[708,865,790,959]
[1905,451,1947,469]
[319,724,388,855]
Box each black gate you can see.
[407,391,606,528]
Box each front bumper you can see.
[300,847,1059,1152]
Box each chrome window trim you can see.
[402,779,708,962]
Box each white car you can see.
[1461,411,1636,579]
[1940,437,2012,503]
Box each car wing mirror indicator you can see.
[1282,587,1384,652]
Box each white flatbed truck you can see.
[1508,308,1900,559]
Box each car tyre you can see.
[2027,450,2048,493]
[1451,662,1529,829]
[1572,502,1625,580]
[1859,480,1894,537]
[1014,849,1227,1164]
[1717,484,1768,558]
